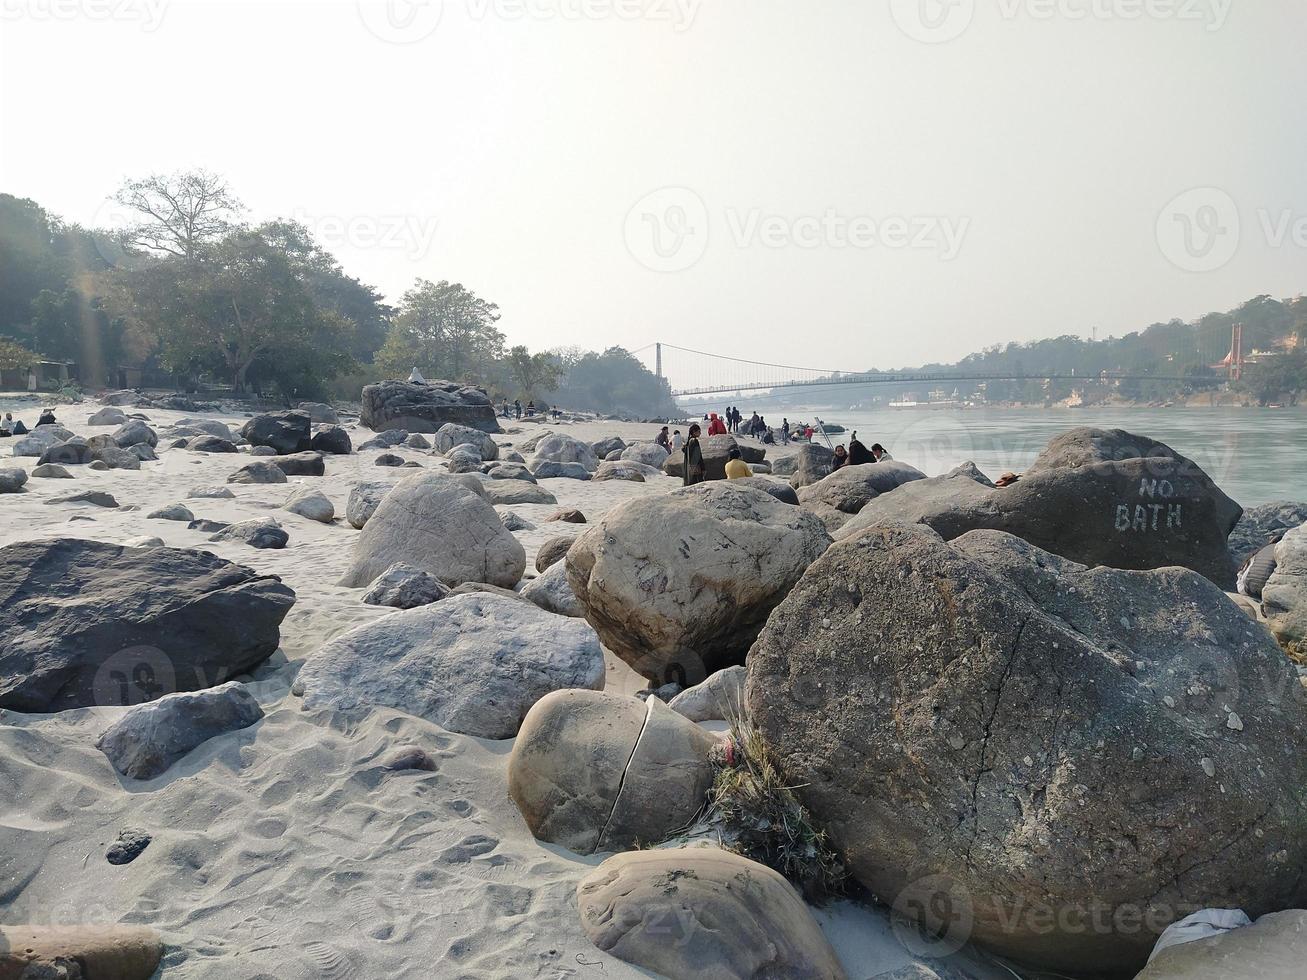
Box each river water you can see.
[727,405,1305,508]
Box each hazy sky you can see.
[3,0,1305,385]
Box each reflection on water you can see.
[766,407,1305,508]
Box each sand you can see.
[0,399,1011,979]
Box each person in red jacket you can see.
[707,412,727,436]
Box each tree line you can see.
[0,172,678,417]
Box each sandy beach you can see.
[0,398,1015,980]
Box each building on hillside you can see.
[0,359,77,392]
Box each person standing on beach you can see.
[683,424,705,486]
[514,399,522,420]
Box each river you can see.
[716,404,1305,508]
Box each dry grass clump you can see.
[703,715,850,903]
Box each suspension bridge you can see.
[631,328,1249,399]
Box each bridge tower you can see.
[655,342,662,380]
[1228,323,1244,382]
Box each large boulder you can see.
[284,487,334,523]
[310,424,352,455]
[519,561,584,617]
[508,689,717,853]
[530,433,598,473]
[346,480,394,529]
[361,562,450,609]
[433,422,499,460]
[338,472,525,589]
[661,434,763,481]
[96,681,264,779]
[1229,501,1307,562]
[360,379,500,434]
[566,482,830,683]
[530,460,591,481]
[1263,524,1307,658]
[228,460,288,484]
[112,418,157,449]
[270,450,325,477]
[0,924,164,979]
[592,461,646,482]
[733,475,800,505]
[619,442,668,468]
[0,468,28,493]
[297,400,338,424]
[188,435,239,453]
[209,519,289,550]
[296,593,603,738]
[481,480,558,507]
[240,410,312,454]
[576,847,847,980]
[535,534,574,572]
[591,435,626,457]
[38,438,92,466]
[12,425,74,456]
[836,429,1243,588]
[668,664,746,723]
[1134,910,1307,979]
[784,443,835,488]
[746,522,1307,974]
[486,462,536,483]
[797,460,928,530]
[87,406,129,426]
[0,539,294,712]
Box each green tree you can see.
[375,280,504,381]
[1242,351,1307,407]
[506,345,564,400]
[0,337,36,372]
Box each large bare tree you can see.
[113,170,244,259]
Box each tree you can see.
[0,195,67,335]
[113,170,244,259]
[1242,351,1307,407]
[506,345,564,399]
[375,280,504,381]
[117,228,350,392]
[29,289,127,385]
[0,337,36,373]
[550,346,678,417]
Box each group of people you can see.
[499,399,537,420]
[830,433,892,470]
[0,408,55,437]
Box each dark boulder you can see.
[228,461,288,484]
[360,379,500,435]
[747,522,1307,974]
[310,424,352,455]
[240,410,312,454]
[38,439,92,466]
[797,460,928,530]
[0,539,294,712]
[271,451,325,477]
[189,435,239,453]
[732,475,800,505]
[1229,501,1307,562]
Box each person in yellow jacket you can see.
[724,446,751,480]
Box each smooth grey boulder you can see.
[240,410,312,454]
[361,562,450,609]
[358,428,409,451]
[30,463,72,479]
[836,428,1243,588]
[1230,501,1307,562]
[519,562,584,617]
[122,535,164,548]
[96,681,264,779]
[481,480,558,506]
[209,519,289,549]
[271,451,325,477]
[360,379,500,434]
[784,443,835,488]
[487,462,536,483]
[591,435,626,458]
[434,422,499,460]
[567,482,831,683]
[45,489,118,507]
[188,435,239,453]
[797,460,928,530]
[663,434,766,481]
[0,538,294,712]
[444,446,483,474]
[592,461,646,482]
[0,468,28,493]
[500,511,536,532]
[170,417,236,440]
[576,847,847,980]
[297,400,339,424]
[509,689,717,854]
[12,425,75,457]
[668,664,746,723]
[91,440,142,470]
[1263,524,1307,659]
[1134,910,1307,980]
[228,461,288,485]
[404,432,431,449]
[87,406,129,426]
[0,924,164,979]
[284,487,334,523]
[534,534,574,572]
[346,481,394,529]
[129,443,157,462]
[248,445,277,456]
[297,593,603,738]
[746,522,1307,974]
[732,475,800,505]
[530,433,598,473]
[112,418,157,449]
[530,460,591,481]
[374,452,406,467]
[945,460,996,487]
[38,439,92,466]
[338,472,525,588]
[188,485,235,499]
[147,503,194,522]
[310,424,352,455]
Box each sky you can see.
[3,0,1306,386]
